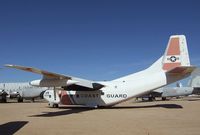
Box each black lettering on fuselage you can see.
[76,94,99,98]
[106,94,127,98]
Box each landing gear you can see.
[31,98,35,102]
[53,104,59,108]
[18,97,23,102]
[49,102,59,108]
[148,96,155,101]
[0,94,7,103]
[53,86,56,101]
[162,97,166,101]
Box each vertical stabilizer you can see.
[162,35,190,71]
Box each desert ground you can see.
[1,97,200,135]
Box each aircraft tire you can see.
[49,102,59,108]
[1,94,7,103]
[148,97,155,101]
[18,97,23,102]
[162,97,166,101]
[0,97,7,103]
[53,104,59,108]
[2,97,7,103]
[31,98,35,102]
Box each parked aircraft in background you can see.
[137,83,200,101]
[5,35,196,108]
[137,75,200,101]
[0,82,50,103]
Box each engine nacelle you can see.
[30,79,78,87]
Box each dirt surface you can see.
[0,97,200,135]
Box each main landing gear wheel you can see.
[31,98,35,102]
[18,97,23,102]
[0,94,7,103]
[0,92,7,103]
[148,96,155,101]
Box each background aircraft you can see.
[5,35,196,108]
[137,74,200,101]
[0,82,50,103]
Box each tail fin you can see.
[149,35,191,72]
[162,35,190,71]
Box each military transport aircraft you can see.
[5,35,196,108]
[136,75,200,101]
[0,82,50,103]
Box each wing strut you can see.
[53,87,56,101]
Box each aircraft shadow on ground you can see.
[29,107,93,117]
[182,98,200,101]
[101,104,183,109]
[29,103,182,117]
[0,121,28,135]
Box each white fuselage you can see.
[44,67,168,107]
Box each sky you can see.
[0,0,200,85]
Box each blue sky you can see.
[0,0,200,85]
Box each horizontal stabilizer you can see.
[166,66,196,76]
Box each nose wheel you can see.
[49,87,59,108]
[48,102,59,108]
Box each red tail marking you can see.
[167,37,180,55]
[163,37,181,71]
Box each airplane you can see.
[137,69,200,101]
[0,82,50,103]
[136,76,200,101]
[5,35,196,108]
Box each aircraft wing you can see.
[5,64,104,91]
[5,64,71,79]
